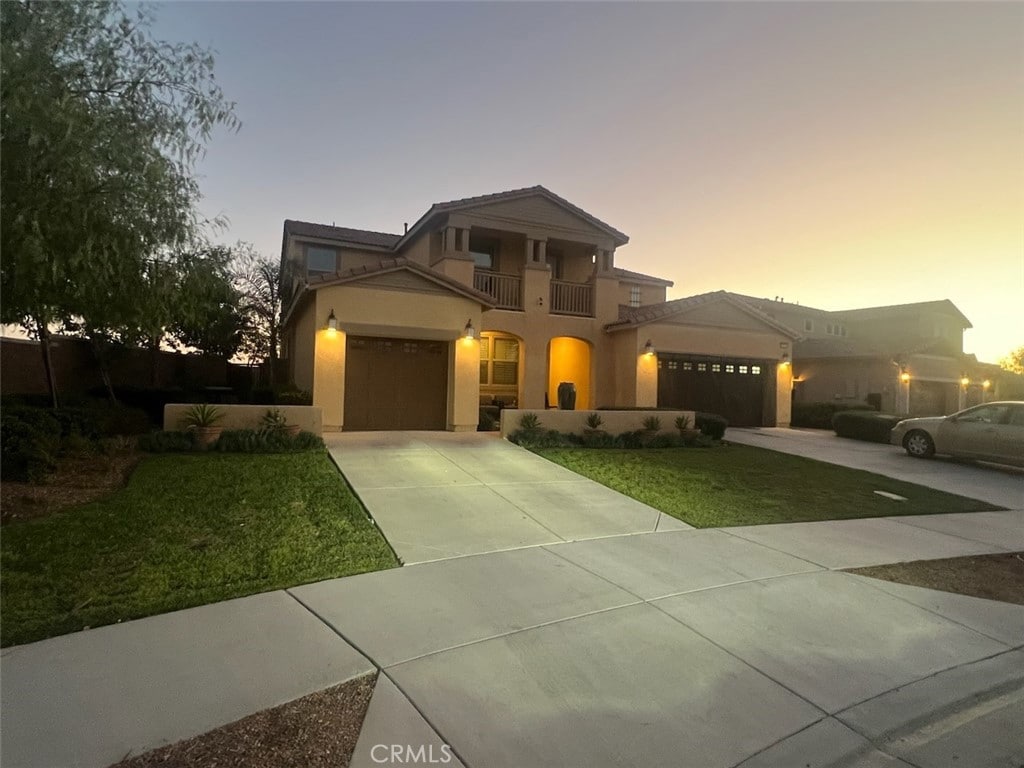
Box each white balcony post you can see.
[537,240,547,265]
[525,238,535,263]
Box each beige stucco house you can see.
[280,186,799,431]
[734,295,1007,416]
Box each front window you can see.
[629,286,641,308]
[307,246,337,276]
[479,333,519,387]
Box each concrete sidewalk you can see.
[326,431,689,563]
[4,509,1022,768]
[727,427,1024,509]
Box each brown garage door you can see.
[344,337,448,430]
[657,355,771,427]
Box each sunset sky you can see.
[153,1,1023,364]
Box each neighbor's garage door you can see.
[658,355,770,427]
[344,337,448,430]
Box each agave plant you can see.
[584,412,604,430]
[674,415,691,432]
[180,403,224,429]
[642,415,661,432]
[519,413,541,431]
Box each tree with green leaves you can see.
[0,1,238,406]
[233,245,286,382]
[999,346,1024,376]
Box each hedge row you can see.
[792,402,876,430]
[138,428,325,453]
[508,428,718,450]
[831,410,904,443]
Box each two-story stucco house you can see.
[280,186,799,431]
[734,295,1006,415]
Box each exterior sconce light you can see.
[643,340,655,356]
[960,374,970,387]
[982,379,991,390]
[463,319,476,340]
[780,351,790,366]
[900,369,910,383]
[326,308,338,333]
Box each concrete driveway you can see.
[4,509,1023,768]
[727,427,1024,509]
[326,431,689,563]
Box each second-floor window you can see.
[307,246,337,277]
[470,240,497,270]
[804,319,813,332]
[629,286,641,307]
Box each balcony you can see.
[550,279,593,317]
[474,270,522,310]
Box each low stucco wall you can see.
[163,404,323,435]
[499,408,696,438]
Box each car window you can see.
[956,405,1010,424]
[1007,405,1024,427]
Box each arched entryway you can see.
[548,337,592,410]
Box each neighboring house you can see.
[280,186,799,431]
[732,295,1006,416]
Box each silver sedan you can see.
[890,401,1024,467]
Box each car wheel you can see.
[903,430,935,458]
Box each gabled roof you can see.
[836,299,972,328]
[307,258,496,306]
[796,336,966,360]
[727,293,839,319]
[605,290,802,339]
[396,185,629,249]
[613,267,674,287]
[283,220,402,249]
[281,258,494,326]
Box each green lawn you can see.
[1,453,398,647]
[534,444,1000,528]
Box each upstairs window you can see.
[629,286,642,307]
[804,319,813,332]
[306,246,337,277]
[470,239,497,270]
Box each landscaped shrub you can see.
[508,428,569,449]
[792,402,875,430]
[478,406,500,432]
[831,410,904,443]
[276,389,312,406]
[138,430,196,453]
[695,412,728,440]
[616,430,646,449]
[1,407,62,482]
[213,429,324,453]
[641,415,662,432]
[644,433,679,449]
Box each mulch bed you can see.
[848,552,1024,605]
[0,451,141,525]
[110,674,377,768]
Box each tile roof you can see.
[836,299,972,328]
[401,185,629,246]
[727,292,839,318]
[613,267,674,287]
[305,257,496,307]
[795,336,967,359]
[605,290,801,338]
[284,220,402,249]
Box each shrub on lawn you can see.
[695,412,728,440]
[508,428,569,449]
[831,410,904,443]
[792,402,875,430]
[0,407,62,482]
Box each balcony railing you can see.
[550,279,593,317]
[474,270,522,310]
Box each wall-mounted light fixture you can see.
[326,308,338,334]
[643,339,655,356]
[982,379,991,390]
[900,367,910,383]
[960,374,970,387]
[463,319,476,340]
[780,351,791,366]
